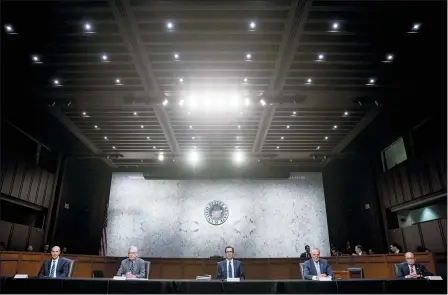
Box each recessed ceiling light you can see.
[189,125,193,129]
[179,78,183,83]
[332,22,339,30]
[53,79,61,86]
[306,78,312,84]
[101,54,108,61]
[324,136,328,140]
[82,111,87,116]
[134,112,138,116]
[281,136,284,140]
[290,159,293,162]
[94,125,98,129]
[260,99,266,106]
[162,99,168,106]
[249,21,256,29]
[367,78,376,85]
[333,125,338,129]
[112,146,116,149]
[292,111,296,115]
[192,136,195,139]
[386,54,394,61]
[141,125,144,128]
[412,23,421,31]
[174,53,179,60]
[316,146,321,150]
[235,146,239,149]
[286,125,290,129]
[31,55,42,63]
[276,146,279,149]
[147,136,150,140]
[179,100,184,106]
[104,136,108,140]
[84,23,94,33]
[243,77,248,83]
[158,153,164,161]
[115,78,122,85]
[238,125,241,129]
[344,111,349,116]
[153,146,156,149]
[166,22,174,30]
[316,53,325,61]
[258,159,260,162]
[246,53,252,60]
[236,136,239,139]
[4,24,14,33]
[188,151,199,165]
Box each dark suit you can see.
[216,259,245,280]
[396,262,433,279]
[302,258,333,280]
[38,258,70,278]
[116,257,147,278]
[300,252,311,259]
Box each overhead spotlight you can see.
[233,151,245,164]
[115,78,123,85]
[276,146,279,149]
[236,136,239,140]
[4,24,15,34]
[292,111,296,115]
[82,111,87,116]
[332,22,339,30]
[333,125,338,129]
[94,125,98,129]
[162,99,168,106]
[237,125,241,129]
[386,54,394,61]
[153,146,156,149]
[84,22,94,33]
[260,99,266,106]
[53,79,62,86]
[112,146,116,150]
[192,136,195,139]
[147,136,151,140]
[243,77,248,83]
[343,111,349,116]
[290,159,293,162]
[286,125,290,129]
[179,78,184,83]
[158,153,164,161]
[174,53,179,60]
[133,112,138,116]
[104,136,108,140]
[245,98,250,106]
[366,78,376,85]
[306,78,312,85]
[316,146,320,150]
[189,125,193,129]
[101,54,109,62]
[316,53,325,61]
[235,146,239,149]
[281,136,284,140]
[141,125,144,128]
[245,53,252,60]
[188,151,199,165]
[31,55,42,64]
[166,21,174,30]
[249,21,256,30]
[324,136,329,140]
[411,23,421,32]
[179,99,184,106]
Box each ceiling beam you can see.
[48,108,116,168]
[268,0,314,96]
[252,106,277,153]
[110,0,180,154]
[322,106,382,166]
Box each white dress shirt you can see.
[312,260,320,280]
[405,264,416,278]
[50,258,59,278]
[226,259,234,278]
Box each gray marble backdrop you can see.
[106,172,330,257]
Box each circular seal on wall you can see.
[204,200,229,225]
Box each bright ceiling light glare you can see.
[147,136,150,140]
[243,77,248,83]
[31,55,42,64]
[233,151,245,164]
[134,112,138,116]
[316,53,325,62]
[153,146,156,149]
[192,136,195,139]
[94,125,98,129]
[5,24,14,33]
[276,146,280,149]
[158,153,164,161]
[101,54,109,62]
[179,99,184,106]
[383,53,394,63]
[238,125,241,129]
[366,78,376,85]
[141,125,144,128]
[115,78,123,85]
[188,151,199,165]
[179,77,184,83]
[316,146,321,150]
[260,99,266,106]
[166,21,174,30]
[189,125,193,129]
[174,53,179,60]
[112,146,116,149]
[281,136,284,140]
[162,99,168,106]
[249,21,256,30]
[286,125,290,129]
[104,136,108,140]
[306,78,312,85]
[333,125,338,129]
[84,22,94,33]
[292,111,296,115]
[329,22,339,32]
[82,111,87,116]
[245,53,252,61]
[244,98,250,106]
[324,136,329,140]
[343,111,349,116]
[53,79,62,87]
[409,22,421,33]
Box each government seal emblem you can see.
[204,200,229,225]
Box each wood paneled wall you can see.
[0,221,44,252]
[0,252,437,280]
[377,147,446,210]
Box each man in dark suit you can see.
[396,252,433,279]
[302,248,333,280]
[300,245,311,259]
[216,246,245,280]
[38,246,70,278]
[116,246,147,279]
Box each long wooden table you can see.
[0,251,437,279]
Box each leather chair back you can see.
[92,270,104,278]
[66,259,75,278]
[347,267,363,279]
[394,264,400,276]
[299,263,305,279]
[145,261,151,279]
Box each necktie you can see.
[228,262,233,278]
[49,260,56,277]
[410,265,415,274]
[130,261,134,273]
[315,262,321,276]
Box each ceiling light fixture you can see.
[84,22,94,33]
[316,53,325,61]
[243,77,248,83]
[260,99,266,106]
[332,22,339,30]
[53,79,62,86]
[286,125,290,129]
[188,151,199,165]
[101,54,109,62]
[162,99,168,106]
[292,111,296,115]
[166,22,174,30]
[281,137,284,140]
[179,78,184,83]
[141,125,144,128]
[343,111,349,116]
[174,53,179,60]
[104,136,108,140]
[94,125,98,129]
[276,146,279,149]
[249,21,256,30]
[383,53,394,63]
[31,55,42,64]
[158,153,164,161]
[366,78,376,85]
[134,112,138,116]
[82,111,87,116]
[410,23,421,32]
[4,24,15,34]
[324,136,328,140]
[245,53,252,60]
[306,78,312,85]
[153,146,156,149]
[115,78,123,85]
[333,125,338,129]
[147,136,150,140]
[316,146,320,150]
[189,125,193,129]
[179,100,184,106]
[245,98,250,106]
[192,136,195,139]
[238,125,241,129]
[233,151,245,164]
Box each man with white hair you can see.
[396,252,433,279]
[116,246,147,279]
[302,248,333,280]
[37,246,70,278]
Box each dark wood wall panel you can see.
[1,160,16,196]
[392,169,404,204]
[385,174,397,207]
[403,225,422,252]
[427,155,443,193]
[398,165,412,201]
[29,168,41,204]
[43,172,54,208]
[20,167,34,201]
[378,174,390,208]
[387,228,404,249]
[34,169,45,206]
[9,224,30,251]
[420,220,445,252]
[441,218,447,244]
[11,162,26,199]
[28,227,44,252]
[0,221,13,245]
[408,161,423,199]
[417,162,431,196]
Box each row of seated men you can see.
[39,246,433,280]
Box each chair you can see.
[394,264,400,277]
[66,259,75,278]
[145,261,151,279]
[347,267,364,279]
[92,270,104,278]
[299,263,305,279]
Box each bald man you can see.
[396,252,433,279]
[116,246,147,279]
[38,246,70,278]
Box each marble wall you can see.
[106,172,330,257]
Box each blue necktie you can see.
[49,260,56,277]
[228,262,233,278]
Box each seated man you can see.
[116,246,147,279]
[216,246,245,280]
[302,248,333,280]
[37,246,70,278]
[300,245,311,259]
[396,252,433,279]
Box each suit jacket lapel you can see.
[224,261,228,278]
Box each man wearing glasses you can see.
[396,252,433,279]
[216,246,245,280]
[116,246,147,279]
